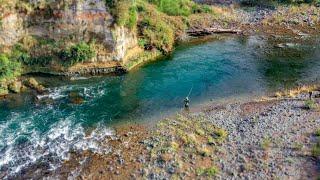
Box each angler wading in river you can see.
[184,85,193,109]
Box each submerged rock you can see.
[68,92,84,105]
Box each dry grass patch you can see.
[146,114,227,177]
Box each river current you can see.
[0,35,319,178]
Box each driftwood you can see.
[187,28,242,36]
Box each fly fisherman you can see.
[184,85,193,109]
[184,97,190,108]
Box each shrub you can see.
[137,2,179,53]
[196,166,219,177]
[107,0,138,29]
[11,37,56,66]
[261,138,272,150]
[312,142,320,157]
[312,129,320,157]
[138,38,147,48]
[150,0,194,16]
[59,42,96,66]
[213,129,228,141]
[148,0,212,16]
[11,44,30,64]
[305,99,318,110]
[128,6,138,29]
[0,54,21,83]
[142,19,175,53]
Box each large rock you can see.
[24,78,45,93]
[8,81,22,93]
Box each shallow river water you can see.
[0,35,319,177]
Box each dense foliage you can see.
[12,37,56,67]
[105,0,138,29]
[0,54,21,83]
[59,42,96,66]
[149,0,211,16]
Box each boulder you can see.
[68,92,84,104]
[8,81,22,93]
[24,78,45,93]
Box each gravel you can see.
[204,93,320,179]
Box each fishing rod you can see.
[187,84,194,98]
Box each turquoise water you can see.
[0,35,319,177]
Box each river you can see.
[0,35,319,178]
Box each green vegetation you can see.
[147,114,224,176]
[304,99,318,110]
[213,128,228,141]
[315,129,320,137]
[0,53,21,83]
[11,36,58,67]
[149,0,211,16]
[105,0,213,53]
[261,138,272,150]
[9,36,95,67]
[293,142,303,150]
[196,166,219,177]
[313,129,320,157]
[59,42,96,66]
[140,17,175,53]
[312,139,320,157]
[106,0,138,29]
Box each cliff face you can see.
[0,0,138,68]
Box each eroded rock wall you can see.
[0,0,137,63]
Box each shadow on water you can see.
[256,36,320,90]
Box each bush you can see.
[0,54,21,83]
[148,0,212,16]
[312,142,320,157]
[107,0,138,29]
[305,99,318,110]
[12,37,56,66]
[138,38,147,48]
[142,18,175,53]
[59,42,96,66]
[196,166,219,177]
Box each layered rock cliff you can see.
[0,0,139,74]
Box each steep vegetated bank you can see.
[0,0,214,96]
[0,0,319,96]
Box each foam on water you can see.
[0,88,114,178]
[37,87,68,100]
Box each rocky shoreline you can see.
[36,87,320,179]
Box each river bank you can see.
[25,86,319,179]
